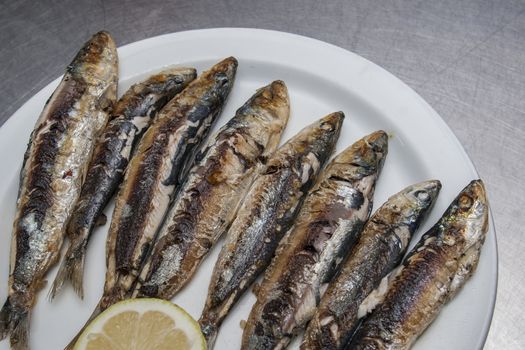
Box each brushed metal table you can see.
[1,0,523,348]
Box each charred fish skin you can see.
[241,131,388,350]
[349,180,489,350]
[0,31,118,350]
[100,57,237,311]
[64,58,237,350]
[301,180,441,350]
[51,67,197,300]
[199,112,344,348]
[135,80,290,304]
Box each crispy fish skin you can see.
[301,180,441,350]
[0,31,118,350]
[200,112,345,348]
[135,80,290,302]
[51,67,197,300]
[349,180,489,350]
[101,57,237,308]
[241,131,388,350]
[66,57,237,350]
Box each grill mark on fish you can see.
[349,180,489,350]
[199,112,344,348]
[301,180,441,350]
[134,81,291,308]
[241,131,388,350]
[0,31,118,350]
[16,82,85,273]
[50,68,196,299]
[64,57,237,350]
[110,57,236,297]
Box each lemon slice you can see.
[73,298,206,350]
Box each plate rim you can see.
[0,27,498,349]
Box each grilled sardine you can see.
[301,180,441,350]
[67,58,237,349]
[51,67,197,300]
[134,81,290,304]
[241,131,388,350]
[0,31,118,350]
[199,112,345,348]
[348,180,489,350]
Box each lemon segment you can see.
[73,298,206,350]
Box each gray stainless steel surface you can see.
[0,0,523,349]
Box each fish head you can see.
[207,56,238,101]
[306,111,345,161]
[366,180,440,254]
[330,130,388,181]
[248,80,290,128]
[152,67,198,92]
[389,180,442,232]
[69,31,118,85]
[448,179,489,246]
[353,130,388,170]
[401,179,442,212]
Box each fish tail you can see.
[50,239,87,300]
[199,315,219,350]
[0,297,30,350]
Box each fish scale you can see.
[241,130,388,350]
[134,81,291,303]
[199,112,344,349]
[64,57,237,350]
[348,180,489,350]
[301,180,441,350]
[50,67,197,300]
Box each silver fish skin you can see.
[200,112,345,348]
[62,59,237,350]
[134,80,290,302]
[301,180,441,350]
[348,180,489,350]
[50,67,197,300]
[241,131,388,350]
[0,31,118,350]
[100,56,237,309]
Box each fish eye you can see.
[459,194,473,210]
[413,190,429,201]
[320,121,334,131]
[215,73,229,86]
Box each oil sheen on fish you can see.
[199,112,345,348]
[301,180,441,350]
[348,180,489,350]
[0,31,118,350]
[134,80,291,302]
[50,67,197,300]
[241,131,388,350]
[71,57,237,338]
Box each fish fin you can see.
[49,242,87,300]
[95,213,107,227]
[0,298,30,350]
[199,317,219,350]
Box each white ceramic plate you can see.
[0,28,496,350]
